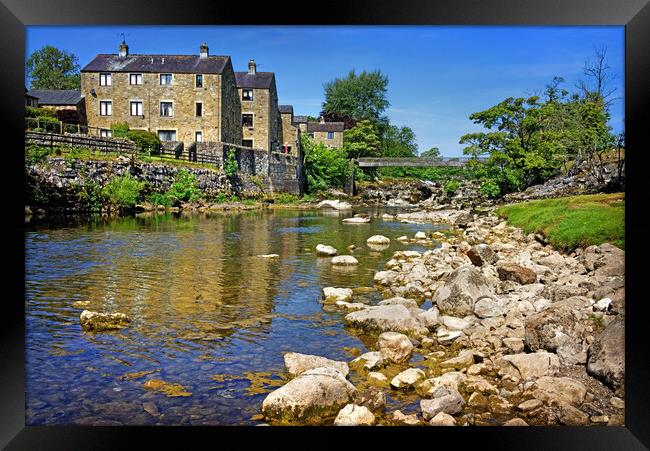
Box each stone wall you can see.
[312,130,343,148]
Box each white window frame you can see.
[195,101,203,117]
[99,100,112,116]
[242,112,254,127]
[160,101,174,117]
[129,73,143,85]
[242,89,253,101]
[100,129,112,138]
[195,131,203,142]
[160,73,173,86]
[99,73,111,86]
[130,100,144,117]
[157,129,177,142]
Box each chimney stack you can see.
[319,116,325,124]
[200,43,209,59]
[119,40,129,58]
[248,59,257,75]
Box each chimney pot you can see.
[200,43,209,59]
[248,59,257,75]
[119,40,129,57]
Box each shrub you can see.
[55,109,82,125]
[111,122,130,138]
[302,135,350,193]
[167,169,202,203]
[480,180,502,199]
[224,148,238,178]
[214,192,228,203]
[126,129,161,154]
[25,145,52,165]
[25,107,57,119]
[274,193,298,204]
[148,192,172,208]
[77,179,103,212]
[101,173,144,210]
[444,180,460,196]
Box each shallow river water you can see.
[25,207,447,425]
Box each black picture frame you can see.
[2,0,649,448]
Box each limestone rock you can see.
[322,287,353,302]
[331,255,358,266]
[420,386,465,420]
[467,244,497,267]
[261,367,357,424]
[503,418,528,426]
[390,368,426,389]
[284,352,349,378]
[367,235,390,245]
[497,263,537,285]
[429,411,456,426]
[368,372,388,384]
[345,304,428,336]
[473,296,507,318]
[432,265,492,316]
[587,315,625,390]
[392,410,420,425]
[498,351,560,381]
[377,331,414,364]
[317,199,352,210]
[356,388,386,412]
[415,231,427,240]
[333,404,375,426]
[79,310,131,332]
[342,217,370,224]
[532,376,587,406]
[316,244,337,256]
[351,351,385,371]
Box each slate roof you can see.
[307,122,345,133]
[81,54,230,74]
[27,90,83,105]
[293,115,309,124]
[279,105,293,114]
[234,72,275,89]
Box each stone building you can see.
[235,60,281,151]
[80,41,241,144]
[278,105,301,155]
[292,115,309,133]
[307,117,344,148]
[27,89,86,119]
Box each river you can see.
[25,207,448,425]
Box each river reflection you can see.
[25,208,446,425]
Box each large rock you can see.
[283,352,349,378]
[587,315,625,390]
[374,270,399,286]
[317,199,352,210]
[420,386,465,420]
[497,351,560,381]
[467,244,498,267]
[367,235,390,245]
[333,404,375,426]
[345,304,428,336]
[497,263,537,285]
[342,217,370,224]
[432,265,492,316]
[532,376,587,406]
[390,368,426,389]
[322,287,353,302]
[261,367,357,424]
[429,411,457,426]
[331,255,359,266]
[79,310,131,332]
[316,244,338,256]
[351,351,385,371]
[473,296,507,318]
[377,332,413,363]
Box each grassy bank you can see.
[496,193,624,252]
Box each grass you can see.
[496,193,624,252]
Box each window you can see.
[242,89,253,101]
[195,131,203,142]
[100,129,112,138]
[99,100,112,116]
[196,102,203,117]
[130,101,143,116]
[160,74,173,85]
[242,114,253,127]
[99,73,111,86]
[158,130,176,142]
[195,74,203,88]
[242,139,253,147]
[160,101,174,117]
[327,131,335,140]
[129,73,143,85]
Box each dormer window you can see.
[160,74,173,86]
[99,73,111,86]
[129,73,142,85]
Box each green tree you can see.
[381,125,418,157]
[322,69,389,121]
[343,119,382,159]
[302,134,350,193]
[420,147,442,160]
[26,46,80,90]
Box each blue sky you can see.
[27,26,624,157]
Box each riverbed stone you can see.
[473,296,507,318]
[415,231,427,240]
[420,386,465,420]
[345,304,428,336]
[283,352,349,378]
[368,372,388,384]
[318,199,352,210]
[531,376,587,406]
[342,217,370,224]
[356,388,387,412]
[432,265,492,316]
[261,367,357,424]
[497,263,537,285]
[429,411,457,426]
[467,244,498,267]
[316,244,337,256]
[377,331,414,363]
[322,287,353,302]
[587,315,625,390]
[331,255,359,266]
[333,404,375,426]
[503,418,528,426]
[391,368,426,390]
[79,310,131,332]
[367,235,390,245]
[351,351,385,371]
[392,410,420,425]
[497,351,560,381]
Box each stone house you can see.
[80,41,241,144]
[278,105,301,155]
[235,60,282,151]
[27,89,86,119]
[25,88,39,107]
[292,115,309,133]
[307,117,344,148]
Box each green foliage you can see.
[420,147,441,160]
[444,180,460,196]
[302,134,350,193]
[214,193,228,203]
[480,180,502,199]
[25,107,57,118]
[249,175,264,190]
[77,179,103,212]
[26,45,80,90]
[377,166,474,182]
[381,125,418,157]
[111,122,130,138]
[224,148,239,178]
[167,170,202,203]
[126,130,162,154]
[101,173,145,210]
[274,193,299,204]
[322,69,389,121]
[148,192,172,208]
[25,145,53,165]
[496,193,624,252]
[343,119,381,159]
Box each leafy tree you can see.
[126,130,162,154]
[343,119,382,159]
[420,147,441,160]
[322,69,389,122]
[26,46,80,90]
[381,125,418,157]
[302,134,350,193]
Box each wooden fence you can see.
[25,131,137,154]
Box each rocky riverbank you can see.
[258,208,625,426]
